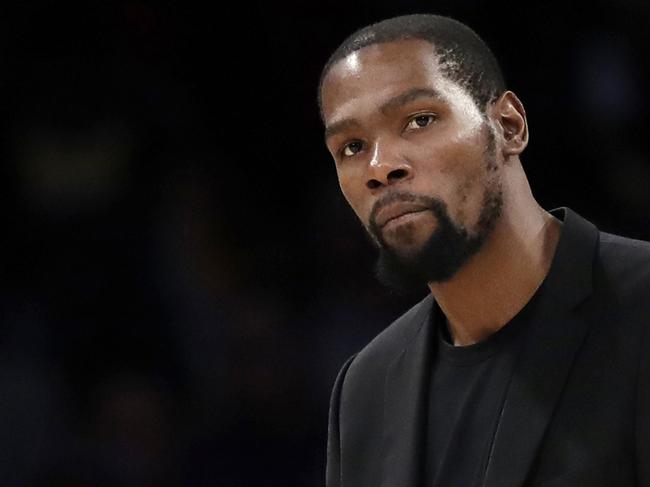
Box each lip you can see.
[375,202,429,228]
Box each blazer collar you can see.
[483,207,600,487]
[380,207,600,487]
[380,293,434,487]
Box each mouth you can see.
[375,203,430,228]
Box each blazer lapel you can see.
[483,208,601,487]
[381,295,436,487]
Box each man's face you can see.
[320,39,503,289]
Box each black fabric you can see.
[424,299,534,487]
[327,208,650,487]
[326,208,650,487]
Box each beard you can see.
[366,138,503,294]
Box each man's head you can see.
[318,14,506,119]
[319,14,529,293]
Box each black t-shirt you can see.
[424,298,536,487]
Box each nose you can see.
[366,142,412,190]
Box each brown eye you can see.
[342,140,363,157]
[406,114,436,130]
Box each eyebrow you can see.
[379,87,444,115]
[324,118,361,141]
[324,87,444,141]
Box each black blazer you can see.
[326,208,650,487]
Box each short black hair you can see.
[318,14,506,117]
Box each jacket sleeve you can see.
[636,324,650,486]
[326,354,357,487]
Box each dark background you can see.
[0,1,649,485]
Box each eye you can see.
[341,140,364,157]
[405,113,437,131]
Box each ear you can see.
[491,91,529,159]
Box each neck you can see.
[428,166,562,346]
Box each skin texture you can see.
[321,39,562,346]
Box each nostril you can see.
[367,179,382,189]
[388,168,408,181]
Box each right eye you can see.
[341,140,363,157]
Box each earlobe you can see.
[494,91,528,158]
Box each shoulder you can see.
[349,294,432,370]
[334,293,433,397]
[596,231,650,299]
[358,294,433,359]
[599,230,650,263]
[328,293,433,464]
[590,231,650,343]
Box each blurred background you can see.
[0,0,649,485]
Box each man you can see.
[319,14,650,487]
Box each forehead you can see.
[321,39,448,124]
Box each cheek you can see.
[438,135,486,174]
[454,167,496,228]
[337,170,369,222]
[414,138,481,191]
[422,139,491,222]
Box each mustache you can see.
[368,191,439,229]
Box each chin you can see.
[382,228,433,256]
[387,241,429,261]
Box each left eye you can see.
[406,114,436,130]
